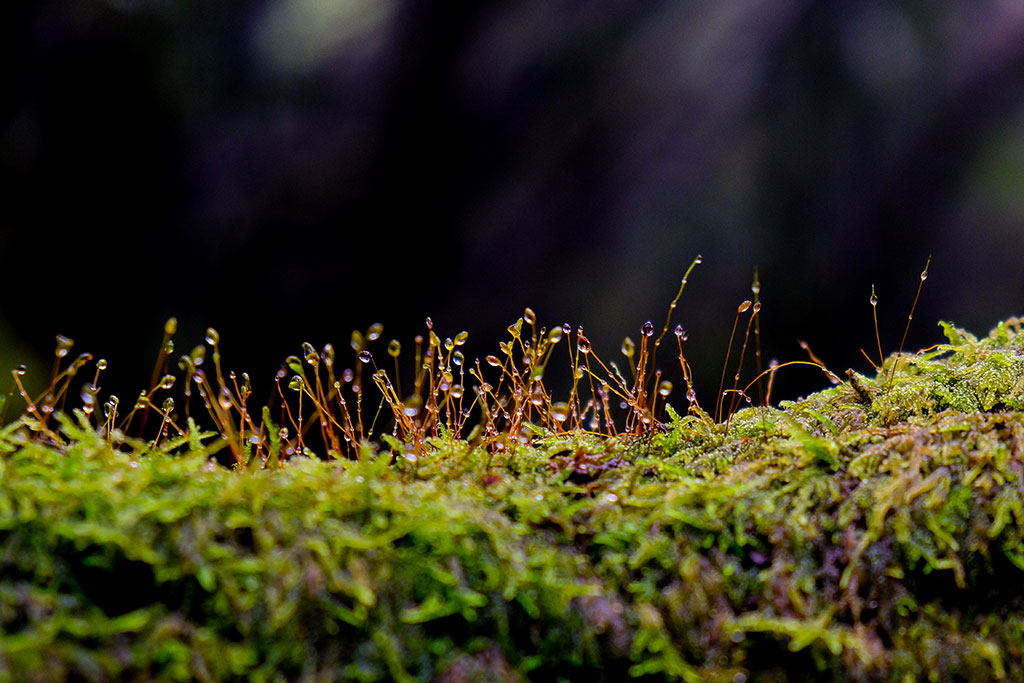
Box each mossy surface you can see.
[3,318,1024,681]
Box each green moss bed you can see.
[4,318,1024,681]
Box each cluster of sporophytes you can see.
[5,257,1024,681]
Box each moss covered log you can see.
[2,317,1024,681]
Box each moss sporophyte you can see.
[4,257,1024,681]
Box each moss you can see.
[3,316,1024,680]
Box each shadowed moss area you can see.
[3,317,1024,681]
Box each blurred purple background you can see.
[4,0,1024,407]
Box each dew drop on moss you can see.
[357,350,372,364]
[388,340,401,357]
[218,388,232,410]
[367,323,383,341]
[550,402,570,423]
[205,328,219,345]
[55,334,74,358]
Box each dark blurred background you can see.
[4,0,1024,409]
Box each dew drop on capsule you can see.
[485,355,501,367]
[453,351,465,366]
[288,375,304,391]
[751,279,760,295]
[577,336,591,354]
[547,327,563,343]
[97,359,108,371]
[621,337,635,358]
[454,331,468,346]
[869,285,878,306]
[367,322,383,341]
[55,334,74,358]
[642,321,654,337]
[737,300,752,314]
[218,387,233,410]
[205,328,219,345]
[388,340,401,357]
[192,368,206,384]
[341,368,354,383]
[694,254,703,264]
[549,402,570,423]
[523,307,536,325]
[562,323,572,335]
[449,384,464,399]
[658,380,673,397]
[160,374,176,389]
[15,365,26,376]
[357,350,372,364]
[162,397,175,413]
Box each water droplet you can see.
[160,374,176,389]
[549,402,570,423]
[165,340,174,355]
[530,366,544,381]
[454,331,469,346]
[278,427,289,439]
[302,342,317,362]
[388,340,401,357]
[96,359,108,371]
[15,365,26,376]
[205,328,220,345]
[341,368,354,383]
[192,369,206,385]
[218,387,233,410]
[675,325,686,340]
[402,395,423,417]
[288,375,304,391]
[357,350,373,364]
[350,330,365,352]
[162,397,175,413]
[547,327,564,343]
[367,322,383,341]
[453,351,465,366]
[920,269,928,281]
[425,317,434,330]
[562,323,572,335]
[577,335,591,354]
[55,334,74,359]
[485,355,502,367]
[621,336,635,358]
[737,300,752,313]
[523,308,537,325]
[658,380,673,397]
[751,279,760,295]
[529,388,546,406]
[164,317,178,335]
[752,301,761,314]
[686,387,697,403]
[449,384,464,399]
[869,285,878,306]
[444,337,454,352]
[642,321,654,337]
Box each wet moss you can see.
[2,317,1024,680]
